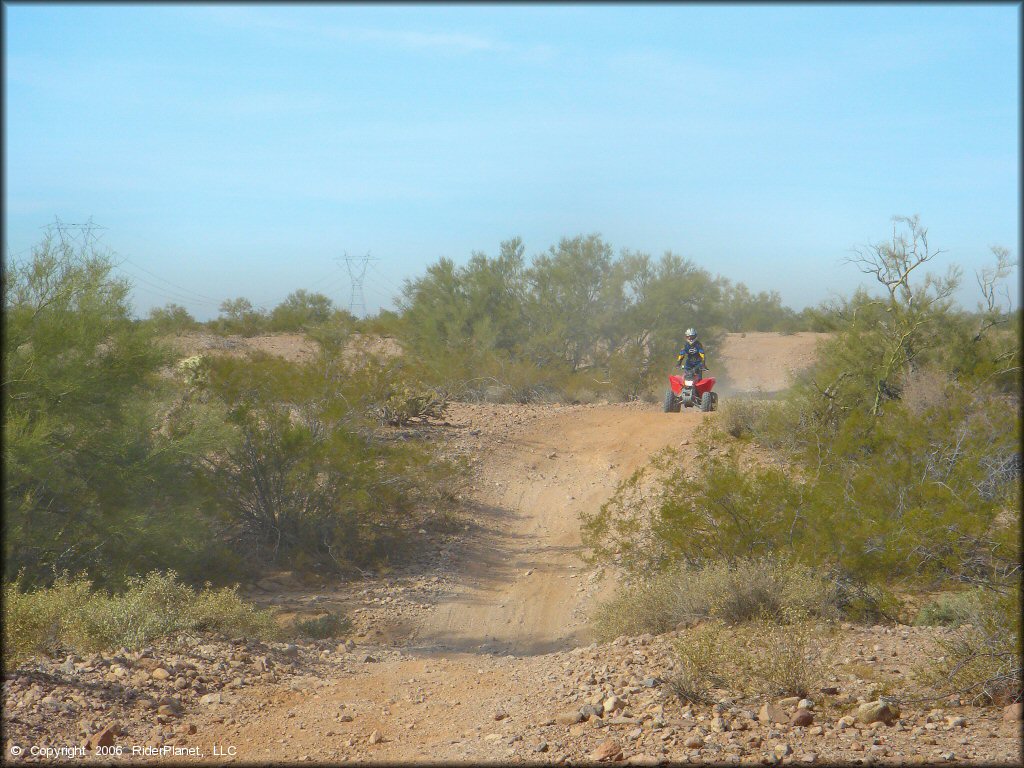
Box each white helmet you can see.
[685,328,697,341]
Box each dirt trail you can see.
[173,404,707,763]
[413,406,704,656]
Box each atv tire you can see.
[663,390,680,413]
[700,392,714,412]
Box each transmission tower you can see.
[337,252,377,317]
[43,215,107,251]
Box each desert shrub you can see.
[914,584,1021,705]
[3,234,232,588]
[146,302,199,334]
[376,384,449,426]
[913,590,986,627]
[727,613,833,698]
[714,397,776,439]
[668,615,834,701]
[268,290,334,332]
[669,622,730,704]
[591,557,845,641]
[203,350,463,573]
[295,612,352,639]
[3,571,283,669]
[213,297,269,336]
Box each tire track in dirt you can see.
[412,404,707,656]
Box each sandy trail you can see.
[413,406,705,656]
[176,404,706,763]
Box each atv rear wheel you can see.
[700,392,714,412]
[663,389,680,413]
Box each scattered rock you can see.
[368,729,383,745]
[791,708,814,727]
[590,738,623,762]
[856,700,900,726]
[150,667,171,680]
[683,733,704,749]
[86,723,118,750]
[759,702,790,724]
[556,710,584,725]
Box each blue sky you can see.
[4,3,1019,319]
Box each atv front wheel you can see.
[663,390,680,413]
[700,392,714,412]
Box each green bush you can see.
[913,590,986,627]
[669,622,729,704]
[3,571,283,669]
[669,615,835,702]
[591,557,845,641]
[295,612,352,639]
[914,584,1021,705]
[3,234,233,588]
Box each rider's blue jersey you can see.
[676,340,705,370]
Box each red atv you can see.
[663,368,718,412]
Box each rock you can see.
[368,729,384,745]
[856,700,900,726]
[819,686,840,695]
[759,703,790,724]
[798,698,814,710]
[799,752,818,764]
[534,742,549,753]
[774,743,793,758]
[556,710,584,725]
[590,738,623,762]
[626,757,661,767]
[946,716,966,728]
[199,693,223,706]
[779,697,801,708]
[151,667,171,680]
[603,695,624,715]
[361,654,377,663]
[86,723,119,750]
[1003,703,1023,722]
[791,709,814,727]
[157,704,181,717]
[281,644,299,657]
[684,734,704,749]
[710,716,728,732]
[494,710,508,721]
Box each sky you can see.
[4,3,1020,320]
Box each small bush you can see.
[715,397,775,439]
[913,590,985,627]
[669,614,834,701]
[377,385,449,426]
[727,614,832,698]
[295,612,352,639]
[591,557,844,641]
[669,622,730,703]
[2,571,283,669]
[914,584,1021,705]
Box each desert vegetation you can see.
[584,216,1021,705]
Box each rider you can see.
[676,327,707,380]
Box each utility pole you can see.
[337,252,377,317]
